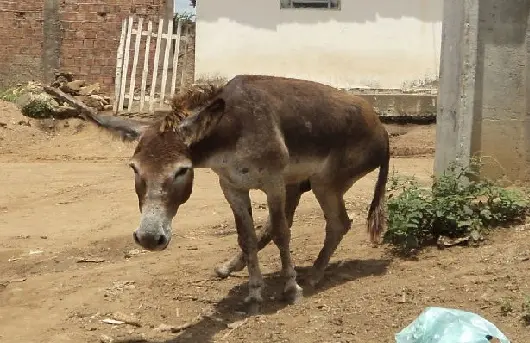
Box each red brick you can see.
[83,39,94,48]
[75,30,85,39]
[80,65,91,75]
[62,13,77,21]
[76,12,88,22]
[84,30,97,39]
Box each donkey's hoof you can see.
[244,296,262,315]
[305,269,324,289]
[246,302,261,315]
[283,282,303,304]
[214,264,231,279]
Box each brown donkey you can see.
[84,75,390,313]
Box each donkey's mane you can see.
[158,83,223,133]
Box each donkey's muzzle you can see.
[133,230,168,251]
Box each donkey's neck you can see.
[188,140,232,170]
[186,119,240,170]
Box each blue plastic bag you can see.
[395,307,510,343]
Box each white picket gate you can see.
[113,16,189,114]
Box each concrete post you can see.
[434,0,480,176]
[42,0,62,84]
[435,0,530,182]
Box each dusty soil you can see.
[0,100,529,343]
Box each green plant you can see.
[384,159,529,255]
[384,174,434,251]
[500,298,514,317]
[194,74,228,86]
[522,296,530,325]
[0,85,24,102]
[174,11,196,23]
[21,99,54,119]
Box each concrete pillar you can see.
[42,0,62,84]
[435,0,530,182]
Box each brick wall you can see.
[0,1,45,87]
[0,0,171,93]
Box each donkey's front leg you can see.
[215,182,307,279]
[264,179,303,304]
[219,178,264,314]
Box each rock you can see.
[99,334,114,343]
[79,83,101,96]
[51,73,71,88]
[155,323,175,332]
[101,318,125,325]
[436,235,470,249]
[226,319,247,329]
[54,71,74,82]
[111,311,141,327]
[51,105,78,119]
[90,94,106,103]
[103,105,113,111]
[51,77,68,88]
[124,249,142,258]
[75,95,103,110]
[61,80,86,94]
[91,94,109,105]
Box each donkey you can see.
[83,75,390,313]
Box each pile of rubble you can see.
[3,72,113,119]
[51,72,112,112]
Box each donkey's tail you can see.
[367,132,390,245]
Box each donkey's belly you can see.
[282,156,327,185]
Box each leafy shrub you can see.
[384,160,529,255]
[1,82,57,119]
[522,295,530,325]
[0,88,19,102]
[21,99,54,119]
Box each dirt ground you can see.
[1,100,529,343]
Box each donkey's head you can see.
[88,86,225,251]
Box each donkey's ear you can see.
[178,98,226,146]
[84,113,149,142]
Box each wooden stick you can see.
[44,86,149,141]
[139,20,153,113]
[179,24,190,89]
[113,18,127,114]
[127,17,143,113]
[131,30,175,39]
[170,19,183,97]
[43,86,96,117]
[149,18,164,113]
[159,18,174,106]
[118,16,133,112]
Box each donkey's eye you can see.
[174,167,189,179]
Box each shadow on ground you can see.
[115,258,391,343]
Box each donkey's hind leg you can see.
[305,179,352,288]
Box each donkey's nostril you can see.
[133,231,168,250]
[157,234,168,247]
